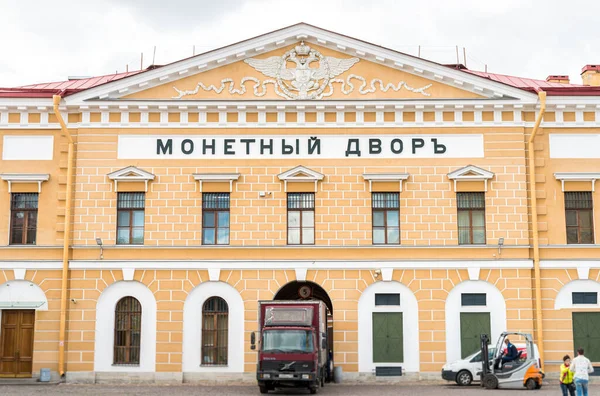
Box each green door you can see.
[460,312,491,358]
[372,312,403,363]
[573,312,600,362]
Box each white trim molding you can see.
[0,173,49,193]
[555,280,600,309]
[362,173,409,192]
[448,165,494,192]
[107,166,155,192]
[182,282,245,373]
[445,280,506,363]
[278,165,324,192]
[358,281,420,373]
[554,172,600,192]
[94,281,157,373]
[193,173,240,193]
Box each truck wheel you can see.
[482,374,499,390]
[456,370,473,386]
[525,378,536,390]
[259,385,268,394]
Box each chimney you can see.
[546,75,570,84]
[581,65,600,86]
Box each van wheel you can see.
[259,385,268,394]
[309,386,318,394]
[456,370,473,386]
[525,378,536,390]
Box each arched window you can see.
[114,296,141,365]
[202,296,228,366]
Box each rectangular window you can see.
[202,193,230,245]
[116,192,145,245]
[375,293,400,306]
[572,292,598,305]
[461,293,487,306]
[372,193,400,245]
[287,193,315,245]
[457,192,486,245]
[565,192,594,244]
[10,193,39,245]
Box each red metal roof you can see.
[464,70,584,89]
[0,70,145,98]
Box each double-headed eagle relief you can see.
[172,42,433,100]
[245,42,359,99]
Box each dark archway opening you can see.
[273,281,334,381]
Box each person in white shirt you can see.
[570,348,595,396]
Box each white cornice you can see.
[554,172,600,192]
[362,173,410,192]
[0,173,49,193]
[107,166,155,192]
[193,173,240,193]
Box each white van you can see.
[441,343,540,386]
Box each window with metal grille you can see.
[372,193,400,244]
[565,192,594,244]
[375,293,400,306]
[202,193,230,245]
[457,192,486,245]
[10,193,39,245]
[114,296,141,365]
[461,293,487,306]
[572,292,598,305]
[287,193,315,245]
[117,192,145,245]
[202,297,228,366]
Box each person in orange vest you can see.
[560,355,575,396]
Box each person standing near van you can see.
[570,348,594,396]
[560,355,575,396]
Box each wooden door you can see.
[460,312,491,359]
[0,310,35,377]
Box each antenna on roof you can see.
[152,46,156,65]
[418,45,421,58]
[193,45,196,56]
[140,53,143,70]
[126,64,129,72]
[485,64,488,73]
[463,47,467,69]
[455,46,459,67]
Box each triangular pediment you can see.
[64,23,536,105]
[278,165,324,181]
[448,165,494,180]
[107,166,155,181]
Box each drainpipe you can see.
[528,90,546,371]
[53,94,73,377]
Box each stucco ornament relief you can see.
[172,42,433,99]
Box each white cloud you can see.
[1,0,599,86]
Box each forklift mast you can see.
[480,334,491,380]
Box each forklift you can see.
[480,332,544,390]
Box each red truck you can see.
[251,300,329,394]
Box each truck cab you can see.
[252,301,329,394]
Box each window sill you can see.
[112,364,140,367]
[200,364,228,367]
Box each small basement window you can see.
[572,292,598,305]
[375,293,400,306]
[461,293,486,306]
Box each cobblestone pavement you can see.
[0,383,593,396]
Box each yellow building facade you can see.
[0,24,599,383]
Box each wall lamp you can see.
[96,238,104,260]
[497,237,504,256]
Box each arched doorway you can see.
[273,281,334,377]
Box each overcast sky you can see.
[1,0,599,87]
